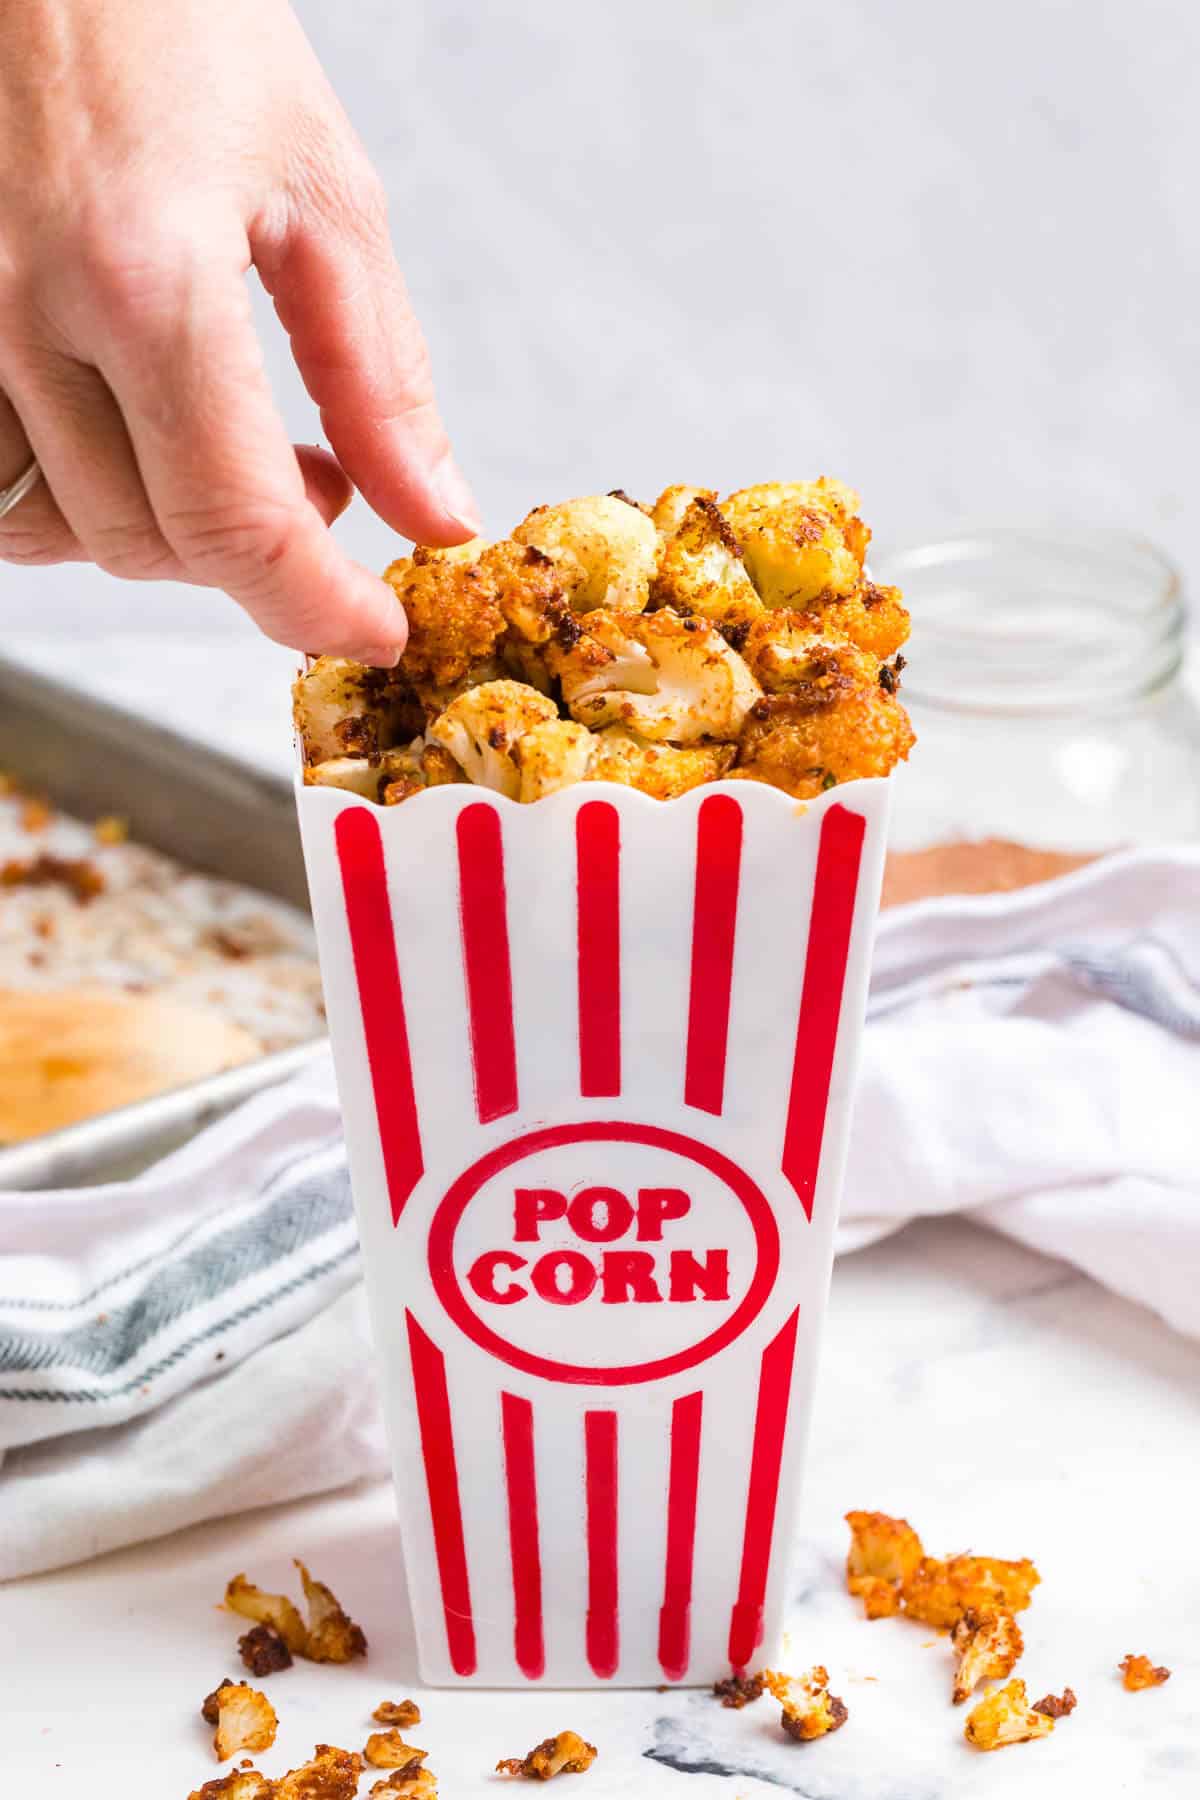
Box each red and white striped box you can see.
[296,777,889,1687]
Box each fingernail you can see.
[435,454,484,535]
[354,645,403,668]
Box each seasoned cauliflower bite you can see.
[763,1667,849,1743]
[802,578,911,661]
[188,1772,273,1800]
[845,1509,923,1618]
[554,609,761,743]
[964,1679,1055,1751]
[294,658,423,766]
[202,1681,278,1762]
[427,680,560,799]
[735,649,915,798]
[385,540,502,687]
[513,495,659,613]
[651,483,717,539]
[722,480,868,609]
[496,1729,598,1778]
[588,729,736,798]
[951,1607,1025,1704]
[650,496,763,633]
[224,1561,366,1664]
[1120,1654,1171,1691]
[901,1554,1041,1630]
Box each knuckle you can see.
[170,496,302,593]
[0,518,75,566]
[74,214,185,319]
[90,519,176,580]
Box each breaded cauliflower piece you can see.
[273,1744,364,1800]
[293,659,422,766]
[722,481,867,609]
[369,1772,438,1799]
[735,673,915,799]
[650,497,763,633]
[1033,1687,1077,1718]
[363,1731,427,1770]
[513,496,659,613]
[963,1679,1054,1751]
[513,719,595,802]
[555,609,761,743]
[589,729,736,798]
[763,1667,849,1743]
[427,680,560,799]
[651,484,717,539]
[225,1575,309,1658]
[951,1608,1025,1704]
[385,540,504,687]
[295,1559,367,1663]
[901,1555,1041,1631]
[845,1510,924,1587]
[712,1672,764,1708]
[373,1700,422,1729]
[188,1772,273,1800]
[802,578,910,661]
[238,1623,293,1676]
[1120,1654,1171,1691]
[496,1730,598,1778]
[201,1681,278,1762]
[224,1562,366,1665]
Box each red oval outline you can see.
[427,1121,779,1386]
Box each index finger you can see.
[87,250,407,659]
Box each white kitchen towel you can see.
[1,844,1197,1580]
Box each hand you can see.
[0,0,480,662]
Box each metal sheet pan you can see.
[0,654,327,1190]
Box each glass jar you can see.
[873,530,1200,853]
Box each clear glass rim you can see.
[876,527,1186,718]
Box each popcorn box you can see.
[296,776,889,1686]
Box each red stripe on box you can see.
[335,808,423,1226]
[684,795,743,1115]
[781,804,866,1221]
[576,803,621,1097]
[406,1312,477,1676]
[501,1392,545,1680]
[728,1307,800,1672]
[584,1409,619,1677]
[658,1390,704,1680]
[457,804,519,1123]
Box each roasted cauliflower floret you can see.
[736,675,914,799]
[803,578,910,661]
[427,680,560,799]
[224,1562,366,1665]
[1033,1687,1077,1718]
[513,495,659,613]
[712,1672,765,1708]
[763,1667,849,1743]
[294,659,421,765]
[373,1700,422,1729]
[369,1772,438,1799]
[1120,1653,1171,1691]
[513,719,595,802]
[273,1745,364,1800]
[202,1681,278,1762]
[385,540,503,687]
[901,1554,1041,1630]
[650,497,763,632]
[589,729,735,798]
[964,1679,1054,1751]
[556,609,761,743]
[188,1772,273,1800]
[303,756,385,799]
[481,540,573,645]
[651,483,717,538]
[363,1731,427,1770]
[844,1510,924,1618]
[496,1730,598,1778]
[952,1608,1025,1704]
[723,480,866,609]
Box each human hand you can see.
[0,0,479,662]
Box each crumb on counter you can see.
[1120,1654,1171,1691]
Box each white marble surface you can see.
[6,1216,1197,1797]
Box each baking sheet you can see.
[0,654,326,1190]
